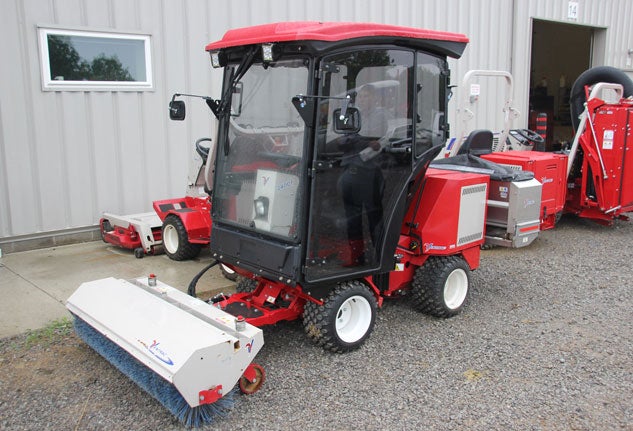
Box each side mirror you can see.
[333,107,361,134]
[169,100,186,121]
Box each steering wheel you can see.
[515,129,544,144]
[258,151,301,168]
[384,137,412,154]
[195,137,212,160]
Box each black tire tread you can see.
[235,277,257,293]
[570,66,633,131]
[410,255,469,318]
[302,281,377,353]
[220,264,238,281]
[163,215,201,261]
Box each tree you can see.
[90,54,133,81]
[48,35,90,81]
[47,35,134,82]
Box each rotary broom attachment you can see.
[66,276,264,428]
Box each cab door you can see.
[305,48,416,282]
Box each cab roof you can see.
[205,21,469,58]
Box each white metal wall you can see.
[1,0,631,250]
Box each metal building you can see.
[1,0,632,253]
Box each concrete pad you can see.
[0,241,237,338]
[0,266,69,338]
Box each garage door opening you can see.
[529,19,603,150]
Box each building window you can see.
[38,27,153,91]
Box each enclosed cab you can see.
[170,22,486,352]
[203,22,468,282]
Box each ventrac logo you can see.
[261,176,270,186]
[138,339,174,366]
[424,243,447,252]
[246,338,255,353]
[541,177,554,184]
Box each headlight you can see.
[210,51,221,68]
[254,196,269,218]
[261,43,275,62]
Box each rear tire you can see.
[303,281,377,353]
[100,219,112,243]
[411,255,470,318]
[162,215,201,261]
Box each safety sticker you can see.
[603,130,614,150]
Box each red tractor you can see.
[167,22,487,352]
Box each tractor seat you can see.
[457,129,493,156]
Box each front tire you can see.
[220,264,238,281]
[303,281,377,353]
[411,255,470,318]
[235,277,257,293]
[162,215,201,261]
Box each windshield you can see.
[212,59,308,240]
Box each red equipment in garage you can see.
[480,75,633,237]
[565,84,633,223]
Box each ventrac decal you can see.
[277,179,294,191]
[424,243,447,252]
[246,338,255,353]
[523,198,536,208]
[138,339,175,366]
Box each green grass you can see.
[24,317,74,348]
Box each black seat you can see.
[457,129,494,156]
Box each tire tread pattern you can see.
[163,215,201,261]
[235,277,257,293]
[302,281,376,353]
[410,255,469,318]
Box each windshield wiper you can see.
[218,46,257,117]
[219,46,258,155]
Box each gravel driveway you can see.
[1,215,632,430]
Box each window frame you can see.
[37,26,153,91]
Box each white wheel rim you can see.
[335,295,372,343]
[163,224,179,254]
[444,268,468,310]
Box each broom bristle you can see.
[73,316,236,428]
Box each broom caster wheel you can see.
[134,248,145,259]
[239,363,265,395]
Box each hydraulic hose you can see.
[187,260,219,297]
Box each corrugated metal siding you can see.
[1,0,632,246]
